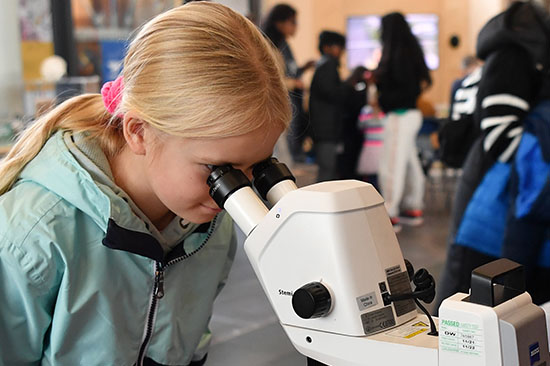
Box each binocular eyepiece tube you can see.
[206,157,297,236]
[252,158,297,205]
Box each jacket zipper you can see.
[136,215,219,365]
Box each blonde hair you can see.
[0,2,290,194]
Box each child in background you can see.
[0,3,290,365]
[356,105,385,190]
[310,30,362,182]
[356,69,384,189]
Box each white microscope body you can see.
[207,160,549,366]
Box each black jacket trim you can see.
[103,219,165,261]
[102,219,213,262]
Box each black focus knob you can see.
[292,282,332,319]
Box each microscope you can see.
[207,158,550,366]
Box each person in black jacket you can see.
[435,1,550,311]
[310,30,357,182]
[338,66,368,180]
[374,12,432,231]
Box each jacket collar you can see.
[103,218,212,262]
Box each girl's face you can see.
[276,16,297,38]
[323,45,345,60]
[143,125,282,225]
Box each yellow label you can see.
[404,328,429,339]
[412,321,429,327]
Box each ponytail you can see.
[0,94,125,195]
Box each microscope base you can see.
[285,314,439,366]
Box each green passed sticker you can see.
[440,319,484,357]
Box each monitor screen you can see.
[346,13,439,71]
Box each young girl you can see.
[0,3,290,366]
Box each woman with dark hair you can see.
[262,4,315,163]
[375,12,432,232]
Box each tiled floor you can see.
[207,163,456,366]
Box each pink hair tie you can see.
[101,76,124,118]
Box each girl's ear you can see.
[122,111,147,155]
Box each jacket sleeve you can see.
[476,46,539,162]
[0,239,59,365]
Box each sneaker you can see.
[390,217,402,233]
[399,209,424,226]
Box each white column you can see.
[0,0,23,119]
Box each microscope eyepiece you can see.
[206,165,269,236]
[207,165,251,209]
[252,157,296,200]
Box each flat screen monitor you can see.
[346,13,439,71]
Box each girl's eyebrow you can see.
[205,158,269,171]
[203,159,236,167]
[197,152,274,170]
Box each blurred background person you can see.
[435,1,550,311]
[356,71,385,191]
[374,12,432,231]
[337,65,368,180]
[449,55,480,119]
[438,55,482,169]
[309,30,360,182]
[262,4,315,164]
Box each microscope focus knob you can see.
[292,282,332,319]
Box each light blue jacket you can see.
[0,131,237,365]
